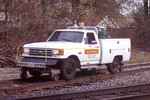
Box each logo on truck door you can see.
[85,49,99,54]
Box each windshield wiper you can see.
[62,39,72,42]
[48,39,58,41]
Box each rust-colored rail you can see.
[17,84,150,100]
[110,94,150,100]
[123,62,150,68]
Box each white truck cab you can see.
[17,24,131,81]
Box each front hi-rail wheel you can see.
[20,67,28,79]
[29,70,41,78]
[51,73,59,81]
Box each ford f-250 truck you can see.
[17,24,131,81]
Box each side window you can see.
[85,33,96,44]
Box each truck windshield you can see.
[48,31,84,43]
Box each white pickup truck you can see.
[17,24,131,80]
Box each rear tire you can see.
[107,57,119,74]
[60,58,76,80]
[29,70,41,77]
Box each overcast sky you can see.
[121,0,143,15]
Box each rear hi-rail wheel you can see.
[119,65,123,72]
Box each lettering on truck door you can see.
[84,33,99,64]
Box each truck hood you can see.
[23,42,83,49]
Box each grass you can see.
[124,47,150,64]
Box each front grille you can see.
[29,49,52,56]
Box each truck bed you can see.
[99,38,131,64]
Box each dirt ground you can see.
[0,68,20,81]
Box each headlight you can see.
[23,48,29,53]
[52,49,64,55]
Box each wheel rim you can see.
[66,62,74,75]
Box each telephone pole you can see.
[144,0,150,18]
[148,0,150,17]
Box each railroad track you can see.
[0,62,150,100]
[18,83,150,100]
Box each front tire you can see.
[60,58,77,80]
[107,57,119,74]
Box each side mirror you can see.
[84,38,88,44]
[92,41,97,44]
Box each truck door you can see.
[84,33,100,64]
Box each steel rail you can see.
[0,75,51,87]
[109,94,150,100]
[123,62,150,68]
[16,83,150,100]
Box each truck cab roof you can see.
[67,25,98,34]
[55,29,96,34]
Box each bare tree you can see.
[0,0,138,57]
[131,0,150,51]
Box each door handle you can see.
[94,46,99,48]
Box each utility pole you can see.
[148,0,150,17]
[4,0,9,46]
[144,0,149,18]
[71,0,80,21]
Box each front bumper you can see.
[17,62,47,68]
[17,57,58,68]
